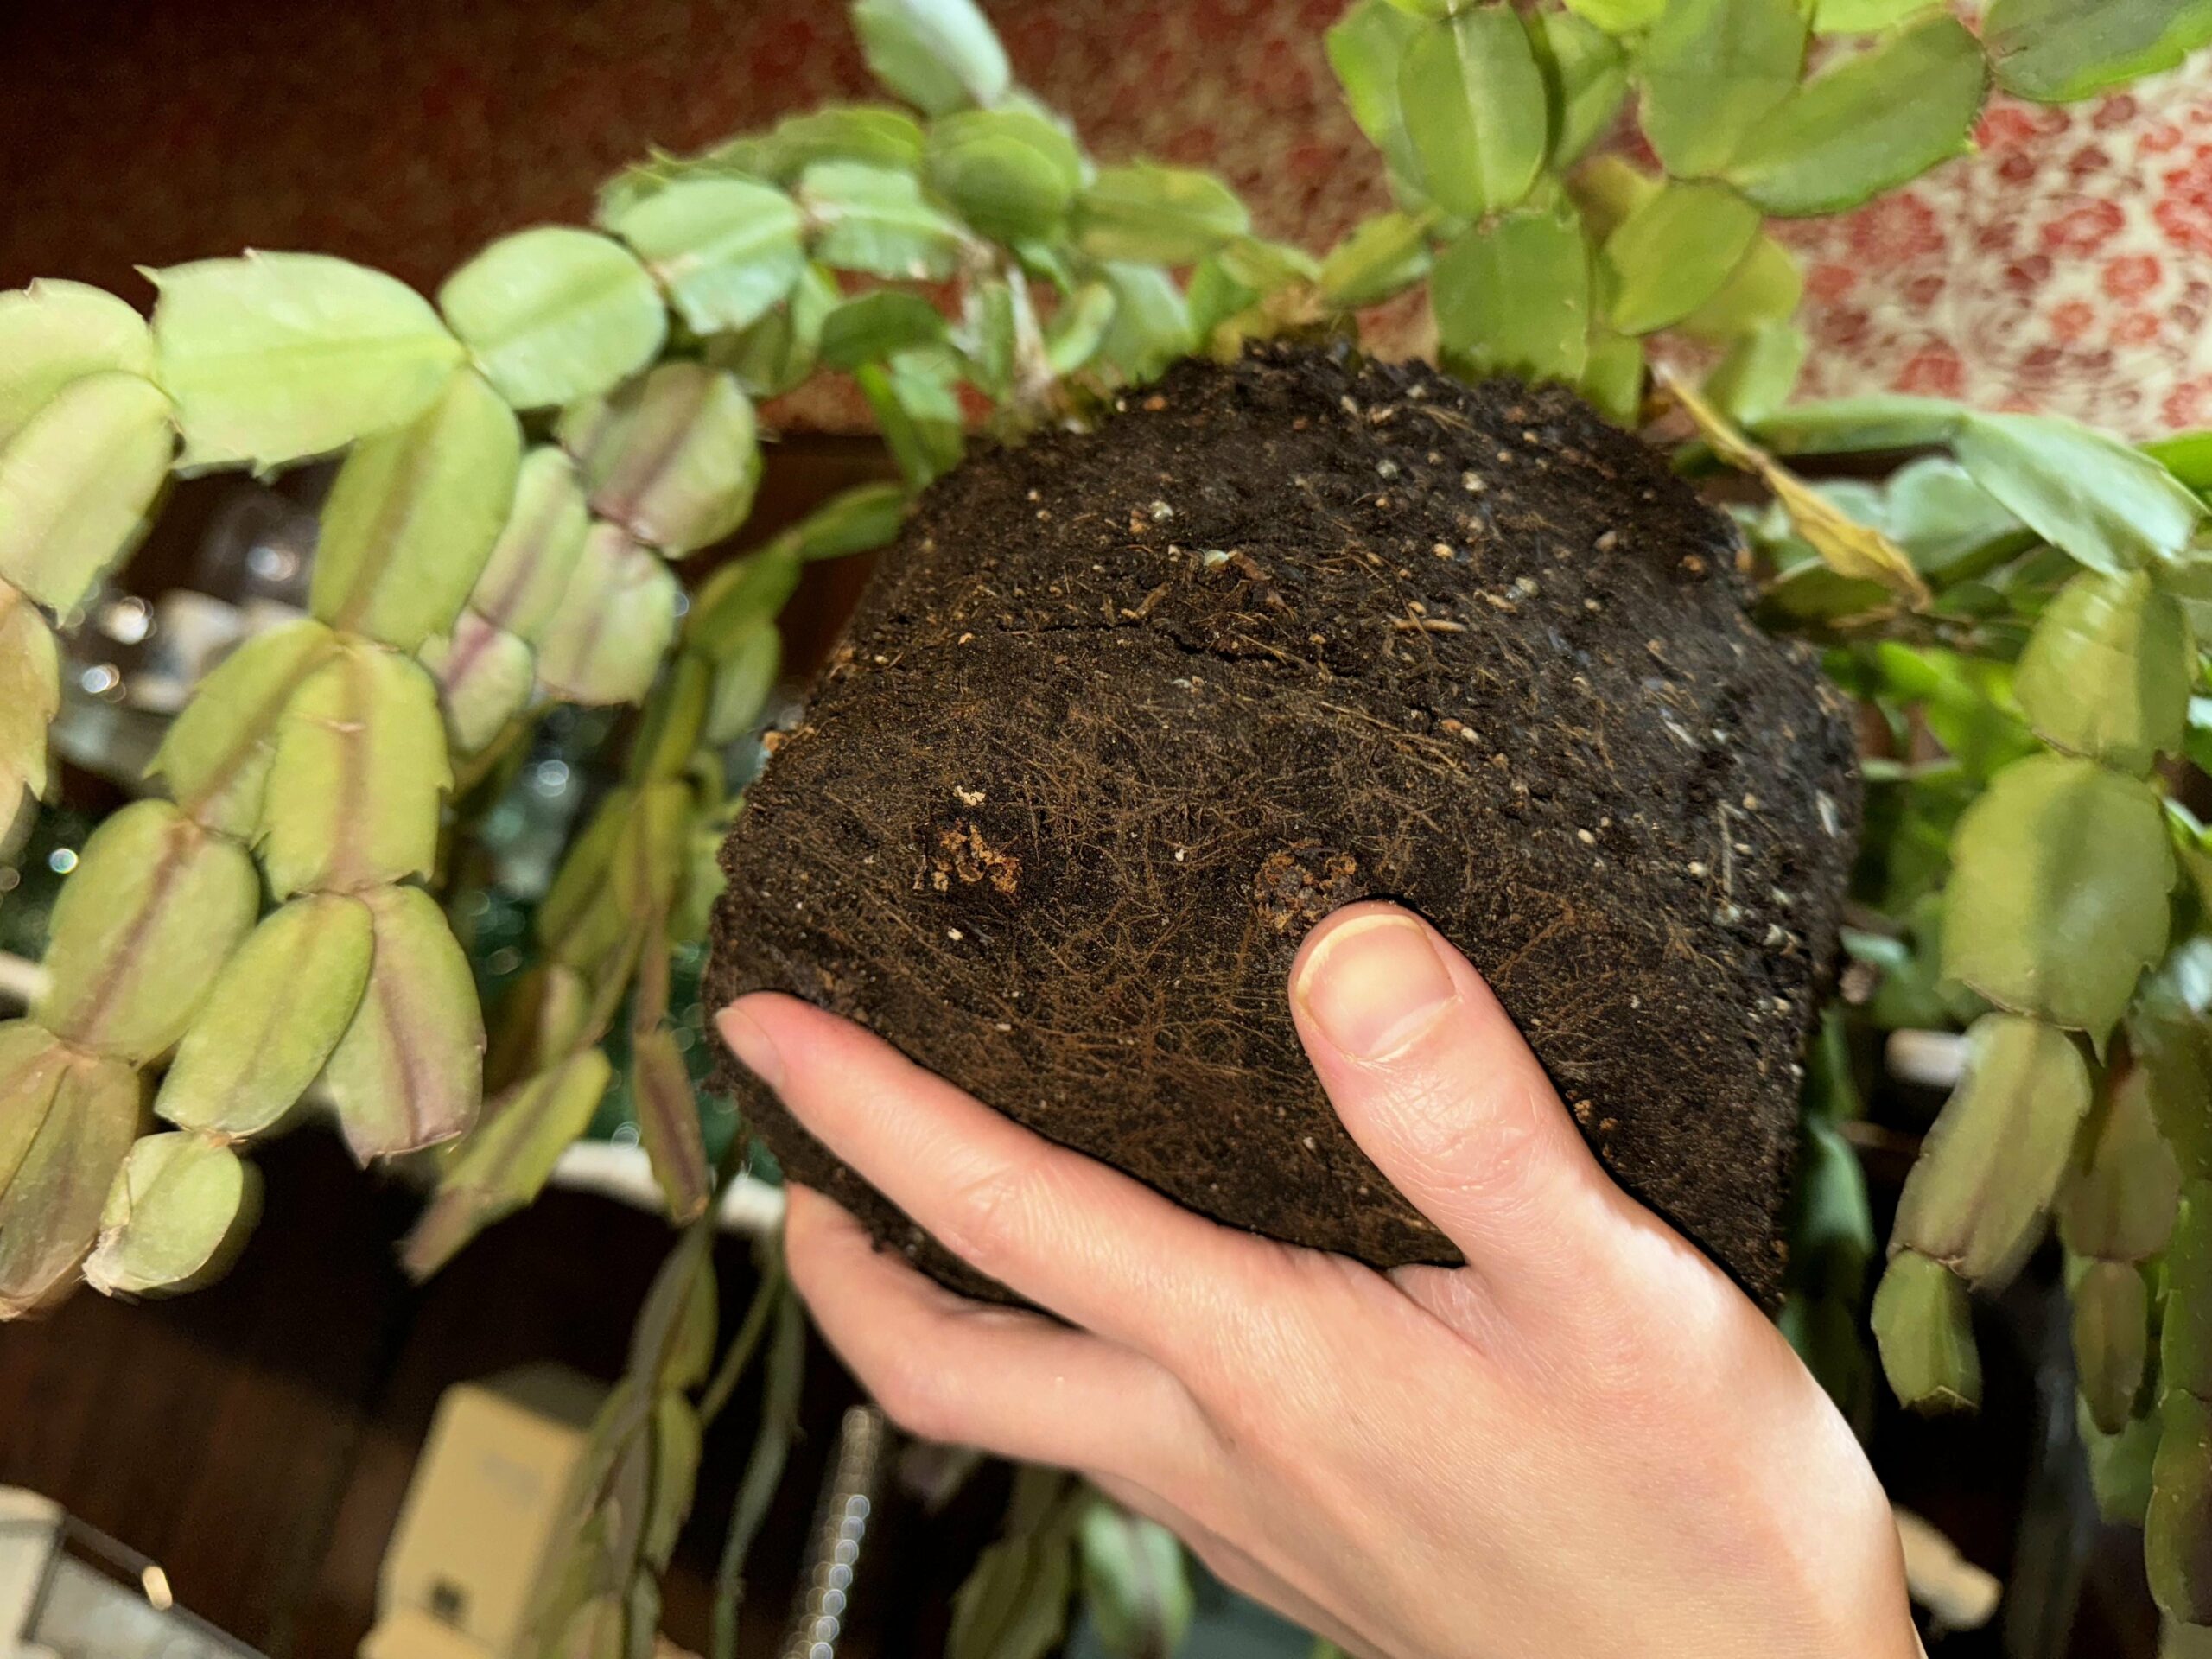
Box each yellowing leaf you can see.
[438,227,666,412]
[319,883,486,1162]
[84,1131,261,1298]
[149,251,464,472]
[258,643,452,898]
[154,893,374,1140]
[35,800,260,1064]
[1667,370,1929,606]
[0,1020,74,1203]
[0,370,173,617]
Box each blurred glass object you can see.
[0,1487,261,1659]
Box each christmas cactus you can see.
[3,0,2210,1649]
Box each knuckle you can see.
[935,1156,1047,1278]
[1389,1068,1548,1204]
[869,1351,964,1443]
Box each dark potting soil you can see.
[708,344,1859,1309]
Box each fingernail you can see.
[717,1002,786,1090]
[1294,912,1459,1061]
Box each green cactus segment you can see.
[1600,181,1762,337]
[145,617,340,840]
[437,227,667,413]
[1985,0,2212,105]
[149,251,466,473]
[687,551,803,668]
[923,110,1084,245]
[154,893,374,1140]
[1326,0,1427,199]
[1704,319,1806,426]
[1527,10,1627,168]
[0,370,173,618]
[1942,753,2175,1044]
[1637,0,1807,180]
[1872,1249,1983,1413]
[2083,1396,2161,1526]
[537,790,635,967]
[1679,234,1801,343]
[533,524,681,707]
[2014,570,2193,775]
[1719,13,1986,218]
[0,1021,74,1201]
[0,1048,143,1319]
[2133,943,2212,1181]
[0,279,154,447]
[472,447,592,644]
[608,177,806,336]
[319,884,486,1163]
[613,783,692,927]
[421,613,537,755]
[799,161,967,281]
[1078,1497,1196,1659]
[559,364,760,556]
[631,1027,709,1224]
[2062,1062,2185,1264]
[1072,164,1251,268]
[2168,1182,2212,1402]
[852,0,1012,116]
[258,645,452,898]
[1432,206,1591,385]
[0,584,60,817]
[308,368,522,652]
[400,1046,613,1279]
[1395,8,1548,221]
[34,800,259,1064]
[2151,1389,2212,1624]
[1891,1013,2092,1288]
[629,658,714,790]
[703,620,782,747]
[1319,213,1434,311]
[2075,1258,2153,1434]
[711,264,836,400]
[83,1131,262,1299]
[1953,410,2208,578]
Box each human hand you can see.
[717,902,1919,1659]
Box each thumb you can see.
[1287,902,1624,1297]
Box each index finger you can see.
[719,992,1282,1363]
